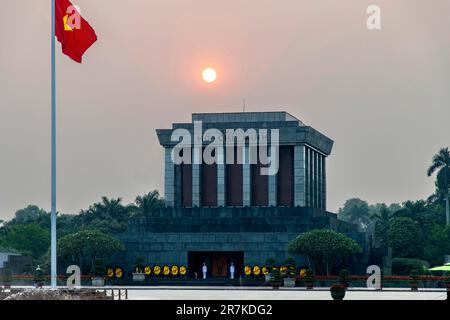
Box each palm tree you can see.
[427,147,450,226]
[371,204,394,247]
[133,190,164,217]
[78,197,130,233]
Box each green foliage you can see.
[268,268,282,283]
[14,205,47,223]
[338,269,351,284]
[284,257,296,267]
[0,268,13,285]
[75,197,130,234]
[388,217,423,258]
[33,265,45,283]
[57,229,124,273]
[0,223,49,259]
[337,198,370,229]
[427,147,450,201]
[287,229,362,275]
[130,191,164,218]
[392,258,430,275]
[134,256,145,273]
[91,259,106,277]
[304,269,316,283]
[371,204,395,248]
[423,225,450,266]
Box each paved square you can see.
[116,287,448,300]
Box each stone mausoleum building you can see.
[116,112,367,277]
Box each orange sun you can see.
[202,68,217,83]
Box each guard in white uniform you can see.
[230,263,235,279]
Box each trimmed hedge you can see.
[392,258,430,275]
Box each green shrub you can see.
[304,269,316,283]
[34,265,45,283]
[0,268,13,285]
[392,258,430,275]
[409,269,420,283]
[134,256,145,273]
[91,259,105,277]
[284,258,296,267]
[338,269,351,284]
[269,268,282,283]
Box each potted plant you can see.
[330,284,346,300]
[33,265,45,288]
[269,268,282,289]
[1,268,13,289]
[304,269,316,289]
[409,270,420,291]
[283,258,297,288]
[264,258,276,282]
[132,256,146,282]
[91,259,106,286]
[338,269,351,288]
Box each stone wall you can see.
[112,207,367,272]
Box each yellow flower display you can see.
[163,265,170,276]
[171,265,179,276]
[153,265,161,276]
[253,265,261,276]
[180,266,187,276]
[299,269,306,278]
[244,265,252,276]
[106,268,114,278]
[144,266,152,275]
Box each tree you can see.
[57,229,124,273]
[427,147,450,225]
[0,223,50,260]
[338,198,370,230]
[287,229,362,275]
[131,190,164,217]
[13,205,47,223]
[387,217,423,258]
[372,204,394,248]
[75,197,130,234]
[423,225,450,266]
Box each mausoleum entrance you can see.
[188,251,244,278]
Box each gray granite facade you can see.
[114,207,367,270]
[156,111,333,210]
[112,112,368,276]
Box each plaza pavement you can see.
[8,286,448,300]
[107,286,447,300]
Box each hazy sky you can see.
[1,1,449,220]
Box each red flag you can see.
[55,0,97,63]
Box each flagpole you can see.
[51,0,57,289]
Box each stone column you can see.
[305,147,310,207]
[317,153,322,210]
[217,146,226,206]
[164,147,175,207]
[192,146,201,207]
[313,150,318,208]
[243,145,251,207]
[294,145,306,207]
[268,145,277,206]
[322,155,327,210]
